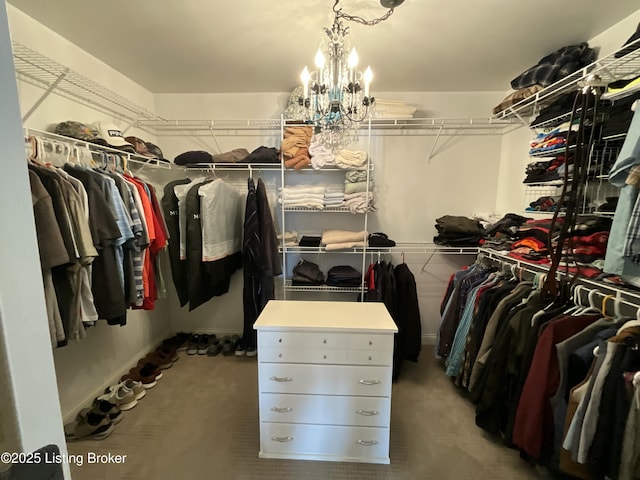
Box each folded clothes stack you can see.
[368,232,396,248]
[277,231,299,246]
[298,235,322,247]
[279,185,325,209]
[529,128,576,155]
[324,184,345,207]
[309,135,335,169]
[434,215,485,247]
[344,191,375,214]
[282,126,313,169]
[292,259,325,286]
[345,170,372,193]
[321,229,366,250]
[335,149,368,170]
[326,265,362,287]
[372,99,418,119]
[523,155,573,184]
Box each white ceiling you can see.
[7,0,640,94]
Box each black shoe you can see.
[207,337,223,357]
[187,334,200,355]
[197,334,210,355]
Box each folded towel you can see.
[345,171,369,183]
[278,200,324,209]
[281,192,325,201]
[335,149,368,169]
[322,229,366,245]
[281,185,326,195]
[325,241,366,251]
[309,136,335,170]
[344,181,371,194]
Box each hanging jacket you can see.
[256,178,281,307]
[162,178,191,307]
[242,178,261,348]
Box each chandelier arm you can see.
[332,0,396,26]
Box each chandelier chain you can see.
[332,0,396,26]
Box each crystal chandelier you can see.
[296,0,405,150]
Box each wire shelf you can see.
[183,163,282,172]
[13,42,165,125]
[281,206,364,213]
[137,117,521,137]
[284,282,363,293]
[280,243,479,254]
[493,38,640,121]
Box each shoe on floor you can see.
[235,341,247,357]
[139,351,173,370]
[207,337,222,357]
[246,346,258,357]
[121,378,146,400]
[163,332,191,352]
[187,334,200,355]
[64,411,113,441]
[222,335,239,356]
[101,383,138,411]
[156,344,179,363]
[122,365,158,389]
[80,397,122,425]
[197,334,211,355]
[136,361,164,380]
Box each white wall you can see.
[7,4,174,423]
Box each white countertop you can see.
[253,300,398,333]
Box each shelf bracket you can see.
[21,68,69,123]
[427,124,444,162]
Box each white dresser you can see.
[254,300,398,464]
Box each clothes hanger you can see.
[564,284,583,315]
[576,288,603,315]
[601,294,615,321]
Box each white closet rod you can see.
[24,128,171,170]
[478,248,640,308]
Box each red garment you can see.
[125,175,162,310]
[512,314,600,459]
[512,237,547,252]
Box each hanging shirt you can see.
[604,103,640,285]
[198,179,244,262]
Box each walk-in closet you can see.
[1,1,640,479]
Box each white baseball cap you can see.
[91,121,130,148]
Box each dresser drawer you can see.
[260,423,389,463]
[347,333,394,351]
[260,393,390,427]
[346,348,393,366]
[258,364,392,396]
[259,331,346,349]
[258,347,306,363]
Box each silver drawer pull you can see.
[359,379,380,385]
[356,409,379,416]
[271,436,294,442]
[271,407,293,413]
[270,376,293,382]
[357,440,378,446]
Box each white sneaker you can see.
[121,378,147,400]
[102,383,138,411]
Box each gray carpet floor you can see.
[66,350,547,480]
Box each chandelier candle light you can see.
[297,0,405,150]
